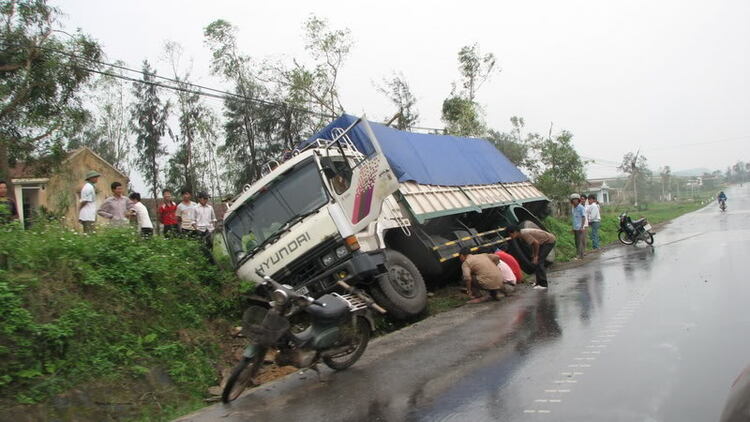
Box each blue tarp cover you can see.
[301,114,529,186]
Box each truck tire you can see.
[518,220,556,266]
[369,249,427,320]
[507,239,536,275]
[507,221,556,274]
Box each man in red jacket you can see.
[158,189,179,237]
[495,249,523,282]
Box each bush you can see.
[0,223,240,405]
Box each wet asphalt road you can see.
[178,185,750,422]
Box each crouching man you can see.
[459,247,514,304]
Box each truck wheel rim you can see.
[388,264,417,298]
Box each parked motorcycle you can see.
[618,212,655,245]
[222,271,386,403]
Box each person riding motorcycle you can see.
[718,191,727,204]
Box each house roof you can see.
[9,147,128,181]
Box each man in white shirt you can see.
[176,189,197,237]
[78,171,100,234]
[193,192,217,234]
[586,194,602,249]
[128,192,153,237]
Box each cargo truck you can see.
[219,114,552,319]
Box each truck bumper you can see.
[296,250,386,295]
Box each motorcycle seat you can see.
[633,218,646,226]
[306,294,349,321]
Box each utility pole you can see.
[632,149,640,207]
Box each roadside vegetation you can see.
[0,223,245,420]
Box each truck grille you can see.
[271,237,341,294]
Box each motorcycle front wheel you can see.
[221,349,266,403]
[644,232,654,245]
[618,230,635,245]
[323,317,371,371]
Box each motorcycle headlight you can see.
[335,245,348,259]
[272,289,289,305]
[321,253,336,267]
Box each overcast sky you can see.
[55,0,750,184]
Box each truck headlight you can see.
[335,245,348,259]
[321,253,336,267]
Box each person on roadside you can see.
[193,192,217,261]
[494,248,523,283]
[128,192,153,238]
[0,180,18,224]
[176,189,197,238]
[459,247,514,304]
[506,224,557,289]
[587,194,602,250]
[97,181,132,227]
[158,189,179,237]
[581,192,589,252]
[570,193,586,260]
[193,192,216,235]
[78,171,100,234]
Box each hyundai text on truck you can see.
[218,114,552,319]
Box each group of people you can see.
[77,170,216,239]
[459,224,557,303]
[570,193,602,259]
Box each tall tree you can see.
[68,63,132,174]
[163,41,220,196]
[486,116,541,174]
[130,60,169,232]
[0,0,102,186]
[441,43,497,137]
[533,131,587,202]
[204,19,282,190]
[660,165,671,199]
[457,43,497,102]
[618,151,651,206]
[376,72,419,130]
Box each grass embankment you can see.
[544,199,710,262]
[0,224,244,421]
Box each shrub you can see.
[0,223,239,405]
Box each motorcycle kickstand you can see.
[308,363,327,383]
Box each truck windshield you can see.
[224,159,328,265]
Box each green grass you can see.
[545,199,711,262]
[0,222,244,420]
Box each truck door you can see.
[323,117,399,236]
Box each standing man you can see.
[0,180,18,224]
[587,194,602,250]
[459,247,513,304]
[176,189,197,237]
[128,192,153,237]
[78,171,100,234]
[570,193,586,260]
[97,182,132,227]
[193,192,217,235]
[581,192,589,252]
[506,225,557,289]
[158,189,178,237]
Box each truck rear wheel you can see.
[370,249,427,320]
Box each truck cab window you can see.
[328,160,352,195]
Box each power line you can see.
[1,41,338,120]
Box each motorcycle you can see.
[719,200,727,212]
[618,212,655,245]
[221,271,386,403]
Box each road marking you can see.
[550,399,562,403]
[523,410,537,413]
[538,410,552,414]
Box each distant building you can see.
[583,178,623,204]
[9,147,129,229]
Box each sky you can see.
[53,0,750,187]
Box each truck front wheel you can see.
[370,249,427,320]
